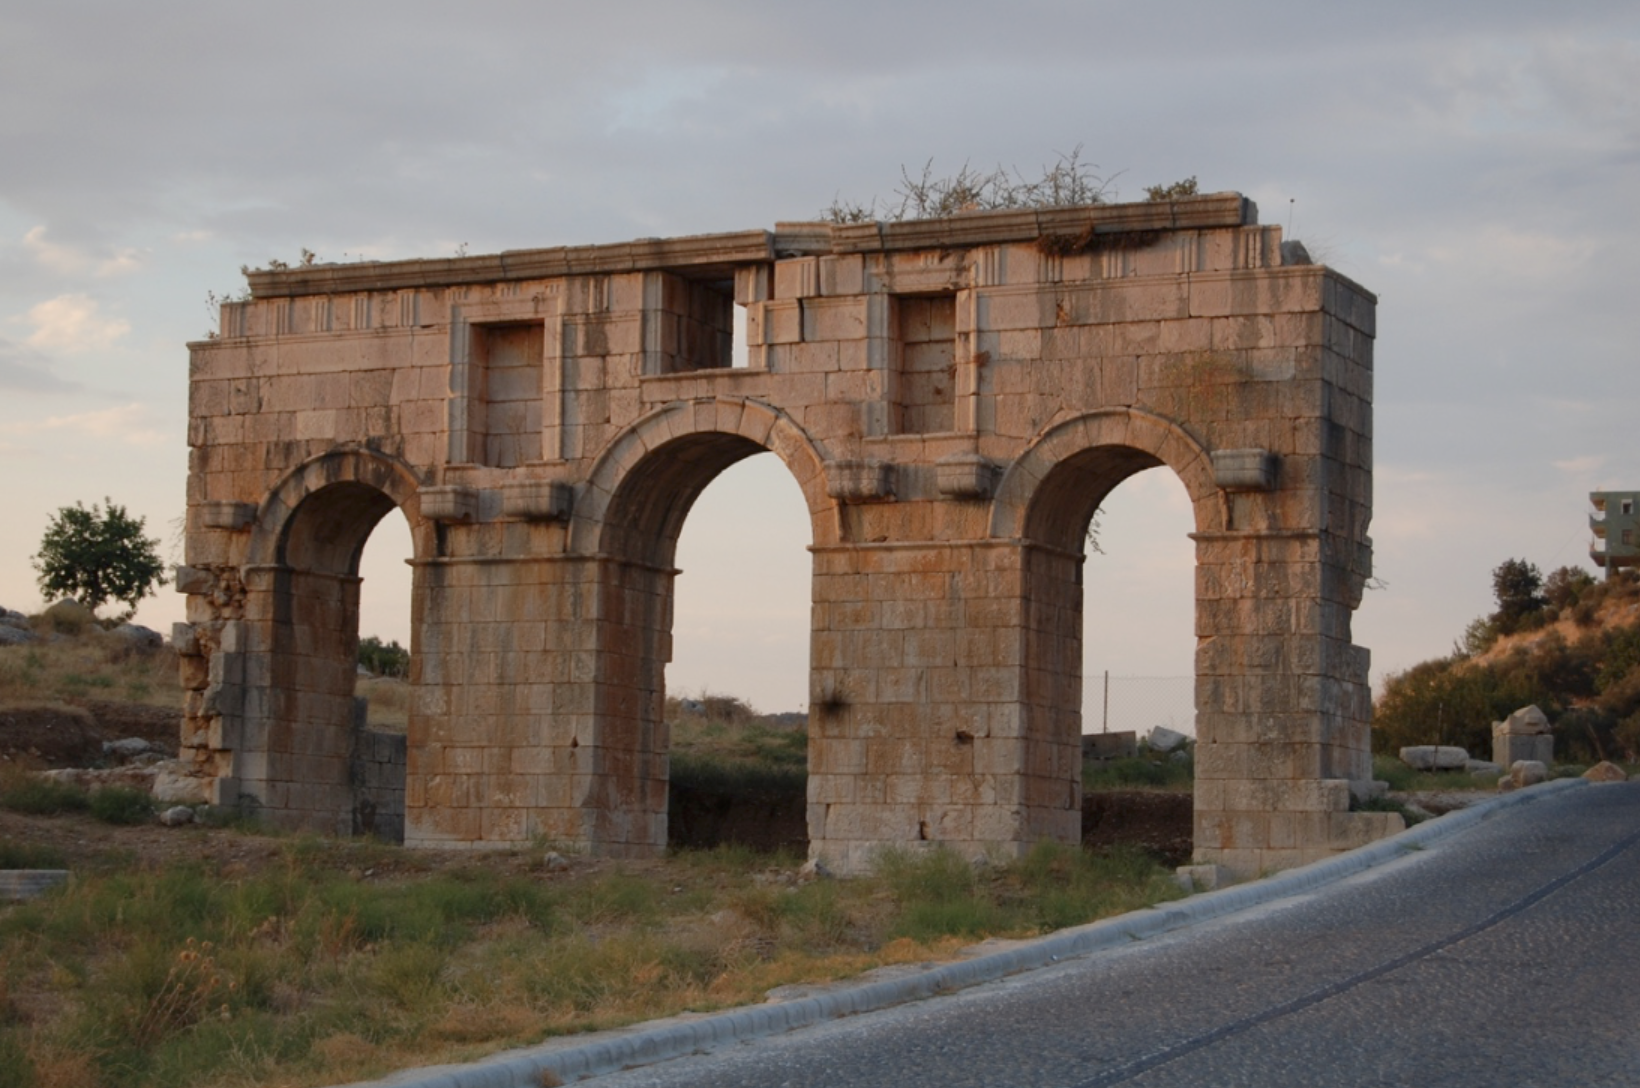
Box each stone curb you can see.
[354,778,1589,1088]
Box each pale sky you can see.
[2,2,1636,724]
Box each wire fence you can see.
[1085,673,1195,738]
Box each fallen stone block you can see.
[1146,726,1189,752]
[0,870,68,901]
[1399,745,1469,771]
[1509,760,1549,788]
[1583,761,1628,783]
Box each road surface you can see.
[592,782,1640,1087]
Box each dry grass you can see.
[355,675,410,733]
[0,631,179,712]
[0,828,1181,1088]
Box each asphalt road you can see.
[592,783,1640,1088]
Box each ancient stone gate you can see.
[179,193,1396,875]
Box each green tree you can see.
[32,499,166,620]
[1490,558,1546,635]
[357,635,410,677]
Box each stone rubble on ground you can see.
[1583,761,1628,783]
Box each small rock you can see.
[1465,759,1503,777]
[103,737,153,758]
[540,851,570,873]
[1583,761,1628,783]
[1509,760,1549,788]
[797,857,832,882]
[0,626,34,646]
[158,805,195,827]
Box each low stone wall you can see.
[350,699,406,843]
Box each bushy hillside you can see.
[1374,565,1640,763]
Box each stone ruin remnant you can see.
[1492,705,1554,769]
[178,193,1394,876]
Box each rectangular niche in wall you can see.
[471,322,544,467]
[642,273,735,374]
[897,294,956,435]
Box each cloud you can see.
[21,294,130,352]
[21,227,143,277]
[1554,455,1606,474]
[17,402,168,447]
[0,337,80,393]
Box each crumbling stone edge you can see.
[350,778,1589,1088]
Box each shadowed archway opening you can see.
[593,431,817,852]
[1018,445,1198,846]
[262,480,411,839]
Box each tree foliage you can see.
[32,499,166,619]
[1490,558,1547,635]
[357,635,410,678]
[1376,571,1640,763]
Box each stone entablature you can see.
[181,193,1395,876]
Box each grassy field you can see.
[0,670,1191,1088]
[0,821,1182,1088]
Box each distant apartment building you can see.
[1590,491,1640,578]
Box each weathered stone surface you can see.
[1399,745,1469,771]
[183,197,1379,877]
[1509,760,1549,789]
[1497,705,1551,735]
[1147,726,1190,753]
[158,805,196,827]
[1465,759,1503,777]
[1584,760,1628,782]
[151,763,210,805]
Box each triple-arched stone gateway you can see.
[179,193,1397,876]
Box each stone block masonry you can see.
[180,193,1391,876]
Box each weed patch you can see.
[0,769,89,816]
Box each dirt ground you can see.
[0,701,179,766]
[1082,790,1194,866]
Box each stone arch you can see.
[989,407,1223,545]
[246,445,433,571]
[989,408,1222,845]
[564,397,833,852]
[573,397,839,560]
[234,446,429,839]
